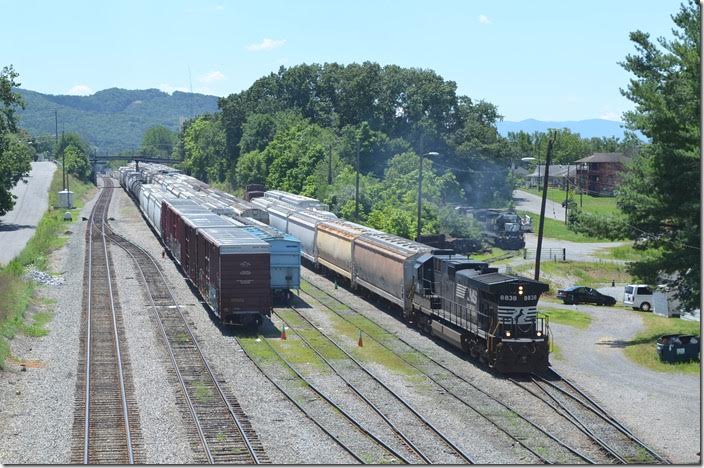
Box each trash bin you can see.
[656,334,700,363]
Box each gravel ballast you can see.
[0,188,96,464]
[107,188,197,464]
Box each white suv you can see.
[624,284,653,311]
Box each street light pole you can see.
[535,131,556,281]
[416,150,439,241]
[354,137,360,220]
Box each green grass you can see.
[539,307,592,329]
[193,381,213,402]
[518,210,611,242]
[0,170,95,368]
[538,260,631,287]
[472,247,519,263]
[22,311,53,337]
[622,311,700,374]
[523,187,620,216]
[595,244,661,261]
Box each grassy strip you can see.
[539,307,592,329]
[595,244,661,262]
[522,187,620,216]
[525,260,631,287]
[471,247,519,263]
[0,170,94,368]
[517,210,610,242]
[622,312,700,375]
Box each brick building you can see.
[575,152,631,196]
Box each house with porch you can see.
[575,152,632,196]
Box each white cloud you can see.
[198,71,225,83]
[66,84,92,95]
[246,38,286,52]
[478,14,490,24]
[599,111,622,121]
[159,83,189,94]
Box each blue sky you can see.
[4,0,680,121]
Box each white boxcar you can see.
[286,209,337,262]
[264,190,325,210]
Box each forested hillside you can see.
[175,62,638,239]
[16,88,218,154]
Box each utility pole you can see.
[354,137,360,220]
[327,140,333,185]
[416,134,424,241]
[564,165,570,223]
[579,164,583,208]
[535,131,555,281]
[55,110,64,191]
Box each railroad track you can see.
[273,306,475,464]
[297,278,608,464]
[102,179,268,464]
[71,182,143,464]
[300,276,670,465]
[510,371,669,464]
[236,331,410,464]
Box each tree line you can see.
[169,63,640,240]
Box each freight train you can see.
[246,189,551,373]
[118,163,550,372]
[117,164,300,326]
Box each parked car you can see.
[556,286,616,306]
[624,284,654,311]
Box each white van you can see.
[624,284,654,311]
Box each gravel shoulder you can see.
[545,300,700,463]
[0,184,94,464]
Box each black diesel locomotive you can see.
[411,253,550,373]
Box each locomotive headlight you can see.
[505,330,512,337]
[518,285,524,295]
[536,331,543,337]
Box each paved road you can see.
[0,161,57,266]
[513,189,566,221]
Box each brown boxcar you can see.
[181,213,233,282]
[160,199,209,265]
[195,226,271,326]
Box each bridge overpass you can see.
[90,155,182,171]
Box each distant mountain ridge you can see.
[15,88,220,154]
[496,118,633,139]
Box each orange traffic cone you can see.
[357,330,364,347]
[280,324,287,340]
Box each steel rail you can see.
[509,377,625,464]
[106,231,214,463]
[541,371,669,464]
[102,199,262,463]
[285,300,475,464]
[272,309,431,464]
[528,377,629,463]
[298,280,593,464]
[234,335,365,464]
[256,333,412,464]
[82,190,94,464]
